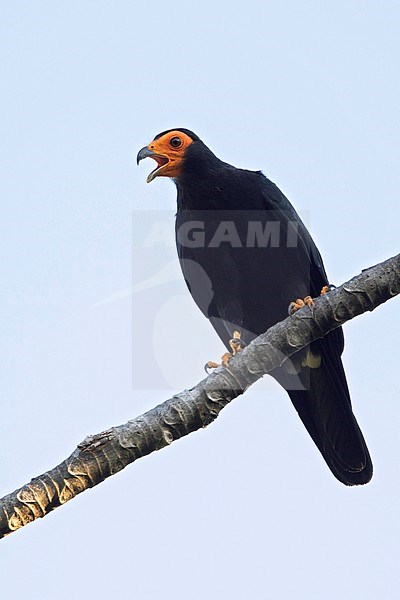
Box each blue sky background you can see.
[1,2,400,598]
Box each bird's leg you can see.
[303,296,314,308]
[229,330,246,355]
[205,360,221,371]
[320,284,336,295]
[221,352,233,367]
[289,284,336,315]
[205,331,246,373]
[288,298,309,314]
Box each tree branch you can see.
[1,254,399,539]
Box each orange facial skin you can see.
[142,131,193,183]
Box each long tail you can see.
[273,330,373,485]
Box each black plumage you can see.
[140,128,373,485]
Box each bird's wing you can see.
[175,213,245,343]
[258,176,329,293]
[259,178,372,483]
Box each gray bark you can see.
[0,254,399,539]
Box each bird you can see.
[137,128,373,485]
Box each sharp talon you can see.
[206,331,244,371]
[289,295,315,314]
[289,298,305,315]
[221,352,232,367]
[205,361,220,373]
[229,339,246,351]
[304,295,314,309]
[229,330,246,355]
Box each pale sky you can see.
[1,2,400,599]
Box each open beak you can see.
[136,146,169,183]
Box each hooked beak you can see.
[136,146,169,183]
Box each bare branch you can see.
[1,254,399,539]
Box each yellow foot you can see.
[289,296,314,315]
[205,331,246,373]
[229,330,245,355]
[304,295,314,308]
[320,284,335,295]
[289,285,336,315]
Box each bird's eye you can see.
[170,136,182,148]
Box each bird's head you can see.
[137,128,201,183]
